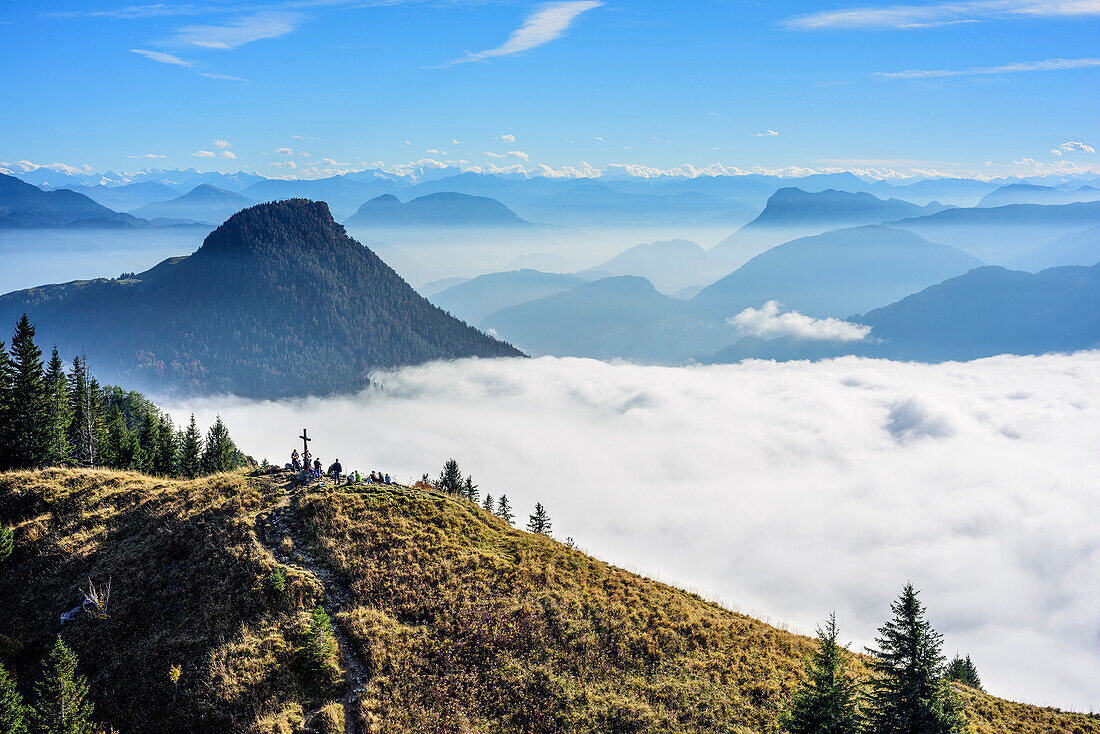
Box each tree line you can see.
[0,314,248,477]
[431,458,552,536]
[784,582,983,734]
[0,636,93,734]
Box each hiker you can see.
[354,470,361,483]
[313,458,322,478]
[370,471,378,483]
[291,449,301,472]
[331,459,343,483]
[384,472,391,484]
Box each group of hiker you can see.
[288,448,392,486]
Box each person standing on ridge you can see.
[331,459,343,483]
[313,458,322,479]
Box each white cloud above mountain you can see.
[1051,141,1095,156]
[729,301,872,342]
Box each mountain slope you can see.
[430,269,585,325]
[0,199,521,397]
[857,263,1100,360]
[977,183,1100,207]
[524,183,757,226]
[240,174,398,220]
[0,172,141,228]
[692,225,983,319]
[709,187,945,268]
[2,468,1096,734]
[345,192,532,228]
[887,201,1100,263]
[1009,225,1100,272]
[58,181,183,211]
[130,184,255,224]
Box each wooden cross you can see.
[300,429,311,464]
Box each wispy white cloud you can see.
[787,0,1100,30]
[214,139,232,149]
[275,147,294,156]
[269,159,297,169]
[445,1,603,65]
[753,129,779,137]
[484,150,530,160]
[220,150,237,159]
[191,150,216,158]
[130,48,195,66]
[199,72,249,81]
[1051,141,1096,156]
[729,301,872,342]
[125,153,167,159]
[173,11,301,49]
[499,134,516,143]
[451,138,464,145]
[426,148,448,156]
[874,56,1100,78]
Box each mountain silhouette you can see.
[345,192,532,228]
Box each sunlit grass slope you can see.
[1,468,1097,733]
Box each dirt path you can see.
[255,474,368,734]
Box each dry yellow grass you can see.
[1,468,1096,734]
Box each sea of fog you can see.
[164,354,1100,712]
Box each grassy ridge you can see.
[1,468,1097,733]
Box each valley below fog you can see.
[167,352,1100,713]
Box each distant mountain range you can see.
[1009,226,1100,272]
[241,174,397,220]
[521,183,758,227]
[692,225,983,319]
[586,239,711,292]
[709,188,949,269]
[887,201,1100,263]
[130,184,255,225]
[345,192,534,228]
[0,199,521,397]
[56,181,183,211]
[430,269,585,325]
[1,173,143,228]
[977,183,1100,208]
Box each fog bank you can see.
[165,353,1100,711]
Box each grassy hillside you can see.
[1,468,1097,734]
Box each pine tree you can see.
[31,635,94,734]
[201,415,237,474]
[783,613,862,734]
[0,661,28,734]
[179,415,203,479]
[463,475,479,504]
[66,357,101,468]
[134,411,158,474]
[865,583,966,734]
[43,348,71,467]
[945,655,982,691]
[439,458,462,494]
[527,502,552,536]
[153,414,177,477]
[495,494,514,525]
[8,315,48,469]
[101,406,132,470]
[0,338,13,471]
[482,494,494,513]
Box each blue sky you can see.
[2,0,1098,180]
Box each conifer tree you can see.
[0,661,27,734]
[102,406,132,470]
[31,636,94,734]
[865,583,966,734]
[945,655,982,691]
[495,494,514,525]
[8,314,48,469]
[0,339,12,471]
[179,415,203,479]
[527,502,552,536]
[200,415,237,474]
[43,348,71,467]
[66,357,101,468]
[154,414,177,477]
[463,475,479,504]
[482,494,494,513]
[439,458,462,494]
[783,613,862,734]
[134,411,158,474]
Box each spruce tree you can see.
[179,415,203,479]
[0,338,13,470]
[134,411,158,475]
[43,348,71,467]
[865,583,966,734]
[439,459,462,494]
[102,406,132,470]
[8,314,48,469]
[200,415,237,474]
[482,493,494,513]
[527,502,552,536]
[31,635,94,734]
[496,494,514,525]
[154,414,177,477]
[463,475,479,504]
[0,661,28,734]
[783,613,862,734]
[945,655,982,691]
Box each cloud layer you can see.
[875,56,1100,78]
[730,301,872,341]
[167,354,1100,712]
[787,0,1100,30]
